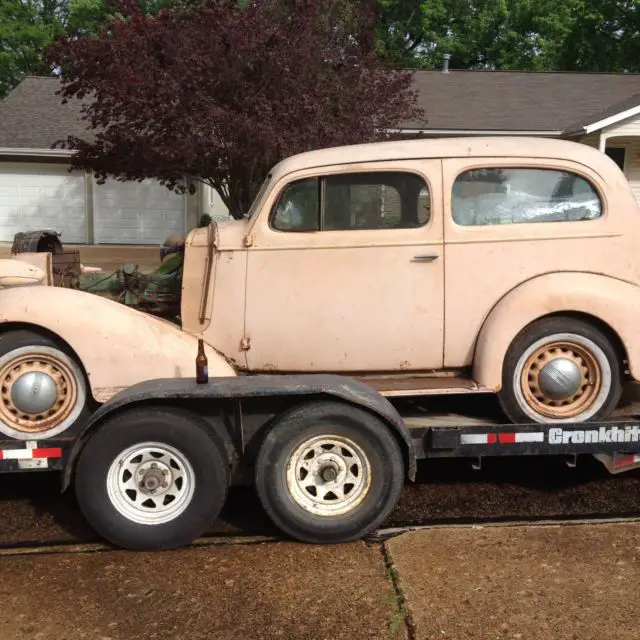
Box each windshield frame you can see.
[245,173,273,221]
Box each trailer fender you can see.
[61,374,416,490]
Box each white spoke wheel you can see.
[107,442,195,525]
[499,317,622,424]
[255,401,405,544]
[0,331,88,439]
[75,408,229,550]
[287,435,371,516]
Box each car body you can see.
[2,135,640,438]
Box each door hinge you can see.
[240,336,251,351]
[244,234,253,247]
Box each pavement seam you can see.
[368,514,640,541]
[0,534,281,557]
[380,542,416,640]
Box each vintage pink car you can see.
[1,136,639,440]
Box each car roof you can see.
[269,136,614,181]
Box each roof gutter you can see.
[388,128,564,136]
[0,147,74,158]
[561,127,586,137]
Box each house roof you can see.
[400,70,640,134]
[0,76,90,153]
[3,71,640,152]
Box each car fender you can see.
[473,271,640,389]
[0,285,236,402]
[61,374,417,490]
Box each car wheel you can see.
[75,407,229,550]
[499,316,622,424]
[255,401,404,544]
[0,330,89,439]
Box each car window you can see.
[271,171,430,232]
[271,178,320,231]
[451,168,602,226]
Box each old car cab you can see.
[188,136,640,425]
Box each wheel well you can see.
[0,321,97,401]
[528,311,628,366]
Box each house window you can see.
[271,172,430,232]
[451,167,602,226]
[605,147,626,172]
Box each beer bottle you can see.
[196,338,208,384]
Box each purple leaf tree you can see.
[46,0,424,218]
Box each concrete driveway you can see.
[0,520,638,640]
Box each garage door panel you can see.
[93,177,185,244]
[0,164,87,243]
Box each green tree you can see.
[0,0,64,97]
[373,0,640,73]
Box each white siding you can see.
[205,184,230,218]
[93,177,186,244]
[602,115,640,206]
[618,139,640,205]
[0,163,87,243]
[603,112,640,137]
[578,133,600,148]
[577,125,640,207]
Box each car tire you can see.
[498,316,623,424]
[75,407,229,550]
[255,401,404,544]
[0,330,90,439]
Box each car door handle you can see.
[412,253,439,262]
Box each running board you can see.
[355,375,484,397]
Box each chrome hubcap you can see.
[11,371,58,414]
[515,333,611,422]
[538,357,583,401]
[0,347,83,435]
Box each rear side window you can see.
[452,168,602,226]
[271,171,430,232]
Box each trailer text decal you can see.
[548,425,640,444]
[460,425,640,446]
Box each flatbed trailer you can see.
[1,374,639,551]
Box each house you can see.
[0,77,226,245]
[1,69,640,245]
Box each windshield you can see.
[245,174,273,220]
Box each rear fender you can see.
[61,374,417,490]
[473,272,640,389]
[0,286,236,403]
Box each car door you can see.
[442,156,614,369]
[243,159,444,373]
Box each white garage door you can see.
[0,163,87,243]
[93,177,186,244]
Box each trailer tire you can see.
[75,407,228,550]
[499,316,622,424]
[255,401,404,544]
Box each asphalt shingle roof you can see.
[401,70,640,132]
[0,76,90,149]
[3,70,640,150]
